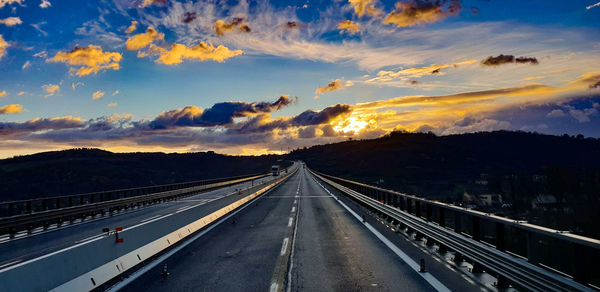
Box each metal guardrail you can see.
[0,172,266,218]
[310,169,600,291]
[0,173,269,236]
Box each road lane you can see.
[121,167,303,291]
[0,174,277,267]
[122,167,476,292]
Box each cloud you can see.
[17,91,25,96]
[337,20,360,34]
[0,17,22,26]
[298,127,317,138]
[348,0,382,17]
[568,103,599,123]
[92,90,104,100]
[367,60,476,83]
[33,51,47,58]
[0,104,22,114]
[72,82,84,90]
[182,12,197,24]
[0,0,22,8]
[546,109,566,118]
[139,0,165,8]
[586,2,600,9]
[125,21,138,34]
[0,35,8,60]
[31,22,48,37]
[148,42,243,65]
[590,81,600,89]
[48,45,122,76]
[482,54,539,66]
[42,84,60,98]
[149,95,294,129]
[39,0,50,8]
[214,18,250,36]
[384,0,460,28]
[315,79,354,95]
[112,90,119,96]
[108,102,117,107]
[126,27,164,50]
[21,60,30,70]
[0,116,83,134]
[0,91,6,97]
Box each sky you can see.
[0,0,599,157]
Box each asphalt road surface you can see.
[0,173,277,269]
[121,167,482,292]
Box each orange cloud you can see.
[0,104,22,114]
[214,18,250,36]
[0,90,6,98]
[348,0,382,17]
[315,79,354,95]
[384,0,460,28]
[108,102,117,107]
[42,84,60,98]
[92,90,104,100]
[367,60,476,82]
[126,27,164,50]
[0,17,22,26]
[125,21,138,34]
[48,45,122,76]
[148,42,243,65]
[337,20,360,34]
[138,0,165,8]
[0,35,8,60]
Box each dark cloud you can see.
[589,81,600,89]
[235,104,353,134]
[515,56,539,65]
[149,95,294,129]
[298,127,317,138]
[320,124,337,137]
[182,12,197,24]
[409,80,420,85]
[482,54,539,66]
[384,0,461,28]
[431,68,441,74]
[291,104,351,126]
[239,24,251,33]
[0,117,83,135]
[285,21,298,29]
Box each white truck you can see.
[271,165,280,176]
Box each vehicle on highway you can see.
[271,165,280,176]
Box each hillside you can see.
[289,131,600,237]
[0,149,288,201]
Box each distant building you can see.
[531,194,558,210]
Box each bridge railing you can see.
[311,169,600,290]
[0,172,266,218]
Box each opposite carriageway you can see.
[311,169,600,291]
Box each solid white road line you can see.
[291,206,296,213]
[288,217,293,227]
[280,238,289,256]
[311,174,451,292]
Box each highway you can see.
[0,173,277,270]
[119,166,483,291]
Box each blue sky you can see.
[0,0,599,157]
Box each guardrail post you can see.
[439,207,445,227]
[80,195,84,205]
[56,198,60,210]
[415,201,421,218]
[8,203,14,216]
[426,204,432,222]
[472,216,480,241]
[42,199,48,211]
[526,231,539,265]
[572,243,590,284]
[454,211,462,234]
[26,201,32,214]
[68,196,73,207]
[406,198,412,213]
[495,222,505,251]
